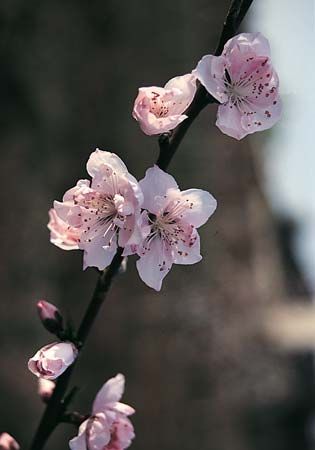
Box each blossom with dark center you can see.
[53,149,143,270]
[132,74,197,135]
[126,166,217,291]
[194,33,281,139]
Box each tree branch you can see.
[28,1,254,448]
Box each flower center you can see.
[149,91,170,118]
[223,69,250,107]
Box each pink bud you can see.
[37,300,63,334]
[0,433,20,450]
[38,378,55,402]
[28,341,78,380]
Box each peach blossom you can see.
[194,33,281,139]
[126,165,217,290]
[69,374,135,450]
[53,149,143,270]
[132,74,197,135]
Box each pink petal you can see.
[87,149,128,179]
[136,238,173,291]
[240,97,282,134]
[179,189,217,228]
[139,166,179,214]
[86,414,111,450]
[216,102,247,140]
[69,424,87,450]
[223,32,271,59]
[194,54,228,103]
[111,402,135,416]
[164,73,197,114]
[82,234,117,271]
[93,374,125,414]
[172,231,202,265]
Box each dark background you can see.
[0,1,313,449]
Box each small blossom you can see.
[37,300,63,334]
[28,342,78,380]
[53,149,143,270]
[69,374,135,450]
[48,208,80,250]
[0,433,19,450]
[38,378,55,402]
[132,74,197,135]
[194,32,281,139]
[126,165,217,291]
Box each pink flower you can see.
[69,374,135,450]
[194,32,281,140]
[54,149,143,270]
[126,166,217,291]
[38,378,55,402]
[48,208,80,250]
[132,74,197,135]
[28,342,78,380]
[0,433,19,450]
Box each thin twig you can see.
[28,1,254,448]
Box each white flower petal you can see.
[93,374,125,414]
[139,166,179,214]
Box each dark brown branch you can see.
[157,0,254,172]
[28,1,254,448]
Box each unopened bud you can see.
[0,433,20,450]
[37,300,63,334]
[38,378,55,402]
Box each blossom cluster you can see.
[133,33,281,140]
[49,149,217,291]
[20,31,281,450]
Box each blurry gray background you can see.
[0,1,314,450]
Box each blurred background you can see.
[1,1,314,449]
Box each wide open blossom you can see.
[53,149,143,270]
[194,32,281,140]
[69,374,135,450]
[126,166,217,291]
[48,208,80,250]
[132,74,197,135]
[28,341,78,380]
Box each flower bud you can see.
[37,300,63,335]
[28,341,78,380]
[0,433,20,450]
[38,378,55,402]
